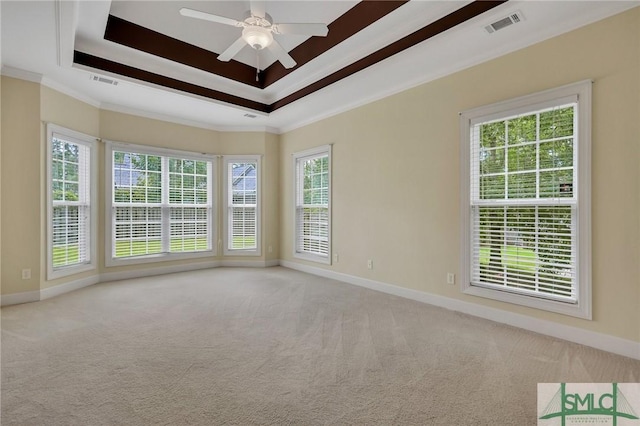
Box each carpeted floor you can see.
[1,267,639,425]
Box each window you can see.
[106,142,215,265]
[293,145,331,263]
[47,124,97,279]
[460,81,591,318]
[223,156,260,255]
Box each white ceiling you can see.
[1,1,638,133]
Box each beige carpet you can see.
[1,267,639,425]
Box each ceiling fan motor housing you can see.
[241,12,274,50]
[242,25,274,50]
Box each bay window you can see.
[106,142,215,265]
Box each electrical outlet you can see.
[21,269,31,280]
[268,245,273,253]
[447,273,455,285]
[367,259,373,270]
[334,253,339,263]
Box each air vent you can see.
[244,113,257,118]
[90,74,119,86]
[484,11,525,34]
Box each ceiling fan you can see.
[179,2,329,73]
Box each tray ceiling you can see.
[2,1,638,132]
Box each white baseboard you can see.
[1,260,279,307]
[1,290,40,307]
[219,260,279,268]
[40,275,101,300]
[99,261,221,283]
[279,260,640,361]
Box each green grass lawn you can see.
[114,239,164,257]
[57,241,528,269]
[232,236,256,249]
[54,236,255,266]
[115,238,209,257]
[479,245,537,272]
[52,245,80,267]
[53,238,210,266]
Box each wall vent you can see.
[90,74,119,86]
[484,11,525,34]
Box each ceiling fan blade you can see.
[218,37,247,62]
[250,1,266,18]
[179,8,241,27]
[272,23,328,37]
[267,39,296,69]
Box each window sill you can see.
[105,250,215,268]
[223,249,261,257]
[48,262,97,281]
[293,252,331,265]
[462,283,591,319]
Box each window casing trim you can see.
[292,145,332,264]
[222,155,261,256]
[105,141,217,267]
[459,80,592,319]
[46,123,98,280]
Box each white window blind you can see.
[50,134,92,269]
[113,151,163,257]
[470,101,578,302]
[110,145,213,261]
[461,80,592,319]
[168,157,211,253]
[294,146,331,262]
[225,158,259,254]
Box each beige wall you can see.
[279,8,640,343]
[1,77,41,295]
[264,132,280,262]
[0,69,2,294]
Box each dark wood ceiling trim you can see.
[103,1,407,89]
[261,0,408,87]
[104,15,261,88]
[73,51,269,113]
[75,1,507,114]
[270,0,507,111]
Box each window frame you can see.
[105,141,216,267]
[459,80,592,319]
[222,155,261,256]
[292,145,332,264]
[46,123,98,280]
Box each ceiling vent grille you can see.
[484,11,525,34]
[244,113,257,118]
[90,75,119,86]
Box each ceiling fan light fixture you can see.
[242,26,273,50]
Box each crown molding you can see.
[99,102,276,134]
[42,76,101,108]
[1,66,43,83]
